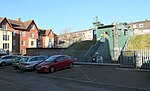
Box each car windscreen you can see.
[45,56,57,62]
[20,57,29,62]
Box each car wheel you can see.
[1,62,6,67]
[14,66,18,69]
[49,66,55,73]
[69,63,73,68]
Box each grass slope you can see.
[64,40,96,57]
[67,40,96,51]
[127,34,150,50]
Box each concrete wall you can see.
[26,48,66,56]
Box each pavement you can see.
[0,65,150,91]
[49,65,150,90]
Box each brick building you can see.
[0,17,39,55]
[58,29,96,47]
[130,19,150,34]
[38,29,57,48]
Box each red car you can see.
[36,55,74,73]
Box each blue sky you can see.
[1,0,150,34]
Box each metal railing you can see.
[120,50,150,69]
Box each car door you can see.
[1,56,7,63]
[6,56,12,64]
[54,56,65,70]
[36,57,45,64]
[63,56,71,67]
[28,57,37,68]
[10,56,16,63]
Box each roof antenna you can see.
[96,16,98,22]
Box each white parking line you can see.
[78,67,90,81]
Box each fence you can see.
[120,50,150,69]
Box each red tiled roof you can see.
[46,29,52,35]
[39,29,53,36]
[0,17,36,30]
[8,19,26,29]
[23,20,33,29]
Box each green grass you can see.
[127,34,150,50]
[64,40,96,57]
[67,40,96,51]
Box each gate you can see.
[121,50,150,69]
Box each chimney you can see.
[18,18,21,22]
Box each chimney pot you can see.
[18,18,21,21]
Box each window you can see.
[13,31,16,36]
[94,30,96,35]
[3,35,9,41]
[3,43,9,49]
[21,41,25,46]
[124,29,128,36]
[7,35,9,41]
[13,40,15,46]
[8,43,9,49]
[82,32,85,35]
[30,33,34,38]
[39,36,42,40]
[64,56,70,60]
[30,58,36,61]
[2,25,7,30]
[36,57,44,61]
[56,56,64,61]
[3,35,7,41]
[139,23,144,28]
[31,24,34,30]
[118,29,122,36]
[133,24,136,28]
[112,30,114,36]
[31,41,34,46]
[49,39,52,42]
[21,32,26,37]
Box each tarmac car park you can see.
[0,55,150,91]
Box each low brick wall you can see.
[26,48,67,56]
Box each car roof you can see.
[51,55,69,57]
[31,55,48,58]
[1,55,17,58]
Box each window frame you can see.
[31,24,35,30]
[21,41,25,46]
[2,25,7,30]
[3,43,9,49]
[31,41,34,46]
[32,33,34,38]
[21,32,26,37]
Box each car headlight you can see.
[41,65,49,68]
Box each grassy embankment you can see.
[127,34,150,50]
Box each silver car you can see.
[0,55,17,66]
[19,56,48,70]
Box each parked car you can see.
[12,56,29,69]
[36,55,74,73]
[0,55,18,66]
[19,56,48,70]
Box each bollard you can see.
[134,51,142,68]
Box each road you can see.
[0,65,150,91]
